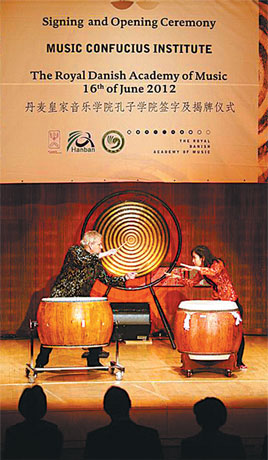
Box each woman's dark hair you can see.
[191,245,222,267]
[18,385,47,421]
[193,397,227,429]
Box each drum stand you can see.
[25,321,125,383]
[180,353,237,378]
[105,285,177,349]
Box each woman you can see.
[167,245,246,369]
[35,230,136,368]
[3,385,63,459]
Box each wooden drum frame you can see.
[174,300,243,377]
[37,297,114,348]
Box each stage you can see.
[1,336,267,459]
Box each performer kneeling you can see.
[35,231,136,368]
[166,245,247,370]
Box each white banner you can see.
[1,0,259,182]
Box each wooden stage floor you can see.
[1,336,267,459]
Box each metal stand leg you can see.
[25,320,38,383]
[109,324,125,380]
[149,286,176,349]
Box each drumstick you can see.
[164,264,200,276]
[180,263,201,271]
[179,263,196,269]
[116,242,127,250]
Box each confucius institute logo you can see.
[102,130,125,153]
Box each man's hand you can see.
[165,272,180,278]
[125,272,137,280]
[98,248,118,259]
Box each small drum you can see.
[174,300,242,360]
[37,297,113,348]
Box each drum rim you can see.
[178,300,237,311]
[40,343,110,348]
[41,297,108,302]
[179,308,239,312]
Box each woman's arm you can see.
[180,271,203,287]
[199,260,224,277]
[166,270,203,287]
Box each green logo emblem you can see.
[102,130,125,153]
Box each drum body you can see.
[174,300,242,360]
[37,297,113,347]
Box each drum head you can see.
[178,300,237,311]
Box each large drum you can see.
[37,297,114,348]
[174,300,242,360]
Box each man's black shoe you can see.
[98,350,109,358]
[82,350,109,359]
[35,363,44,372]
[86,361,104,368]
[81,351,89,358]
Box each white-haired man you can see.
[35,231,136,368]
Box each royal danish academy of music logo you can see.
[102,130,125,153]
[67,131,95,153]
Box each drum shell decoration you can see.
[174,300,242,355]
[37,297,114,347]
